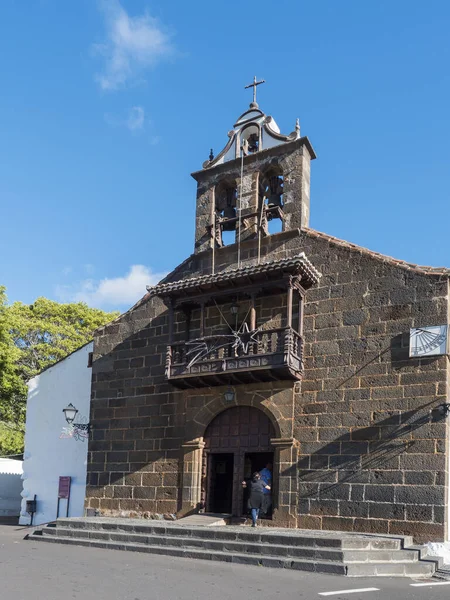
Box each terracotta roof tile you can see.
[146,253,321,297]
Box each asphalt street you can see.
[0,523,449,600]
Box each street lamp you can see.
[230,303,239,316]
[62,403,91,434]
[224,386,235,403]
[62,403,78,424]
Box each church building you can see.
[86,81,450,543]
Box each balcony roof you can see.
[147,253,321,301]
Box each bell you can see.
[222,206,236,220]
[267,194,283,208]
[267,176,283,207]
[247,134,259,153]
[270,176,283,193]
[222,221,236,231]
[226,188,236,204]
[221,206,237,231]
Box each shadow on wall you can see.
[293,333,446,540]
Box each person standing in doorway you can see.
[259,462,272,517]
[242,472,270,527]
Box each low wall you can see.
[0,460,23,517]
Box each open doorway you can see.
[242,452,274,518]
[203,407,276,516]
[206,453,234,514]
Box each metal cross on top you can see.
[245,76,265,106]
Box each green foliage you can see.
[0,287,26,426]
[0,288,118,455]
[0,422,24,456]
[8,297,118,381]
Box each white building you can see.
[0,458,23,518]
[19,342,93,526]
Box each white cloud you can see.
[55,265,167,310]
[94,0,174,90]
[62,266,72,276]
[127,106,145,131]
[104,106,151,135]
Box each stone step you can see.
[26,532,436,577]
[25,533,345,575]
[28,518,441,578]
[346,562,435,578]
[433,565,450,581]
[40,526,422,564]
[177,513,230,526]
[53,518,407,551]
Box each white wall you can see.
[19,342,93,526]
[0,459,23,517]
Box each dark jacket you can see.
[247,479,267,509]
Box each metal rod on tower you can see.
[237,143,245,269]
[257,177,265,266]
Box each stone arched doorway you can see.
[202,406,275,516]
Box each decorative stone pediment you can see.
[202,105,302,169]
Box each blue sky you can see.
[1,0,450,312]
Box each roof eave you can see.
[147,255,321,300]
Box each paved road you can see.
[0,524,449,600]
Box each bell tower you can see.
[191,78,316,255]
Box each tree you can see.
[0,287,25,414]
[0,290,118,455]
[0,422,24,456]
[8,297,118,382]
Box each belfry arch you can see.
[259,165,284,236]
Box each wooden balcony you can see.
[166,327,303,389]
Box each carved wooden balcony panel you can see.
[166,327,303,389]
[146,255,320,390]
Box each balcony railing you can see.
[166,327,303,388]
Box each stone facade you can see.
[86,103,450,543]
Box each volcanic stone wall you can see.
[86,228,449,542]
[286,231,449,542]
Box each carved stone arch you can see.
[187,391,283,442]
[179,387,298,527]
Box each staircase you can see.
[27,517,442,578]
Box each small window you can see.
[87,352,93,368]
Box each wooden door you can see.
[204,406,275,516]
